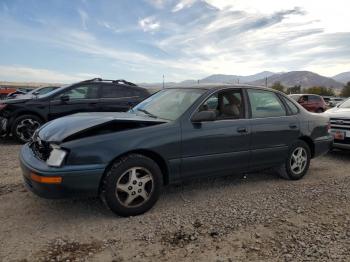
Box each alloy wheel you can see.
[15,118,40,142]
[290,147,307,175]
[115,167,154,208]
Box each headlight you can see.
[46,145,67,167]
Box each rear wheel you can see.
[101,154,162,217]
[11,115,42,143]
[277,140,311,180]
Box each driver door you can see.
[49,84,100,120]
[180,89,251,179]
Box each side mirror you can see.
[191,110,216,123]
[60,95,70,102]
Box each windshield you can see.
[131,88,206,121]
[36,86,58,95]
[37,84,70,98]
[339,98,350,108]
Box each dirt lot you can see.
[0,139,350,262]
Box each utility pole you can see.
[162,74,165,89]
[265,77,268,87]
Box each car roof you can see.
[290,93,321,97]
[164,83,278,92]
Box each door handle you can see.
[237,127,248,133]
[289,123,297,129]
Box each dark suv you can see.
[289,94,327,113]
[0,78,150,142]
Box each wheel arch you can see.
[9,110,46,128]
[298,136,315,158]
[98,149,170,194]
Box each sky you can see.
[0,0,349,83]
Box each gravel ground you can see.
[0,139,350,262]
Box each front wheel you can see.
[11,115,42,143]
[277,140,311,180]
[101,154,162,217]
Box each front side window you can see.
[248,89,286,118]
[198,89,244,120]
[132,88,205,121]
[58,85,99,100]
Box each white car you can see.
[325,98,350,150]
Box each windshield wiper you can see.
[136,109,158,119]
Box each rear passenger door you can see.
[99,84,140,112]
[247,89,300,170]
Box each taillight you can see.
[0,104,7,111]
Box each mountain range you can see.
[140,70,350,89]
[333,72,350,84]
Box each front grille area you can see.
[30,140,52,161]
[330,118,350,131]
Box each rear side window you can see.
[300,95,308,102]
[101,85,134,98]
[309,95,320,102]
[283,97,299,115]
[131,89,148,97]
[248,89,286,118]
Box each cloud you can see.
[138,16,160,32]
[97,20,123,33]
[78,9,88,30]
[0,65,99,83]
[172,0,197,12]
[1,0,350,81]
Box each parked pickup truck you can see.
[325,97,350,150]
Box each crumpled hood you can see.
[2,97,31,104]
[37,112,167,143]
[325,107,350,119]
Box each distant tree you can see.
[270,82,286,93]
[340,82,350,97]
[287,85,301,94]
[304,86,335,96]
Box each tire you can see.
[101,154,163,217]
[316,108,324,113]
[277,140,311,180]
[11,114,42,143]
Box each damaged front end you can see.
[37,112,168,144]
[29,112,168,166]
[0,117,8,137]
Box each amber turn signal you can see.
[30,173,62,184]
